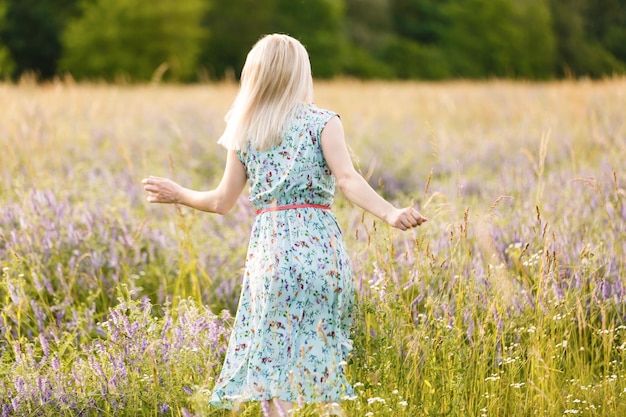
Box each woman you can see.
[142,34,427,416]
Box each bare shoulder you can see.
[321,114,351,171]
[321,114,344,141]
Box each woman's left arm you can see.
[142,150,247,215]
[321,116,427,230]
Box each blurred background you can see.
[0,0,625,82]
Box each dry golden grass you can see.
[1,78,625,416]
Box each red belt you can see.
[256,203,330,215]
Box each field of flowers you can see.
[1,78,625,416]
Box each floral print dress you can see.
[209,104,356,408]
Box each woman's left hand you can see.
[387,207,428,231]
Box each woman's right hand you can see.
[142,176,183,204]
[386,207,427,231]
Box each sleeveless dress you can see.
[209,104,356,408]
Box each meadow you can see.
[0,78,625,416]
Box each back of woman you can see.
[142,33,427,417]
[211,102,356,408]
[240,103,337,209]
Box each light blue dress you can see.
[210,104,355,408]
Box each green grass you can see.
[0,79,625,416]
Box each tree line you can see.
[0,0,625,82]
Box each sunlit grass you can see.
[1,78,625,416]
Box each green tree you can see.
[0,0,79,80]
[380,36,449,79]
[60,0,207,81]
[0,46,12,79]
[384,0,453,79]
[197,0,275,79]
[346,0,451,79]
[271,0,347,78]
[0,0,15,79]
[390,0,450,45]
[547,0,624,77]
[442,0,555,79]
[513,0,556,79]
[198,0,347,79]
[585,0,626,65]
[343,0,396,78]
[346,0,393,48]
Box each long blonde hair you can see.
[217,34,314,151]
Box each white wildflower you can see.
[367,397,386,405]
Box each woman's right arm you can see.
[142,150,247,215]
[321,116,427,230]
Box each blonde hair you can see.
[217,34,314,151]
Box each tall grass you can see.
[1,78,625,416]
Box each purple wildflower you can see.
[39,333,50,358]
[601,279,611,300]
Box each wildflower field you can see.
[1,78,625,416]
